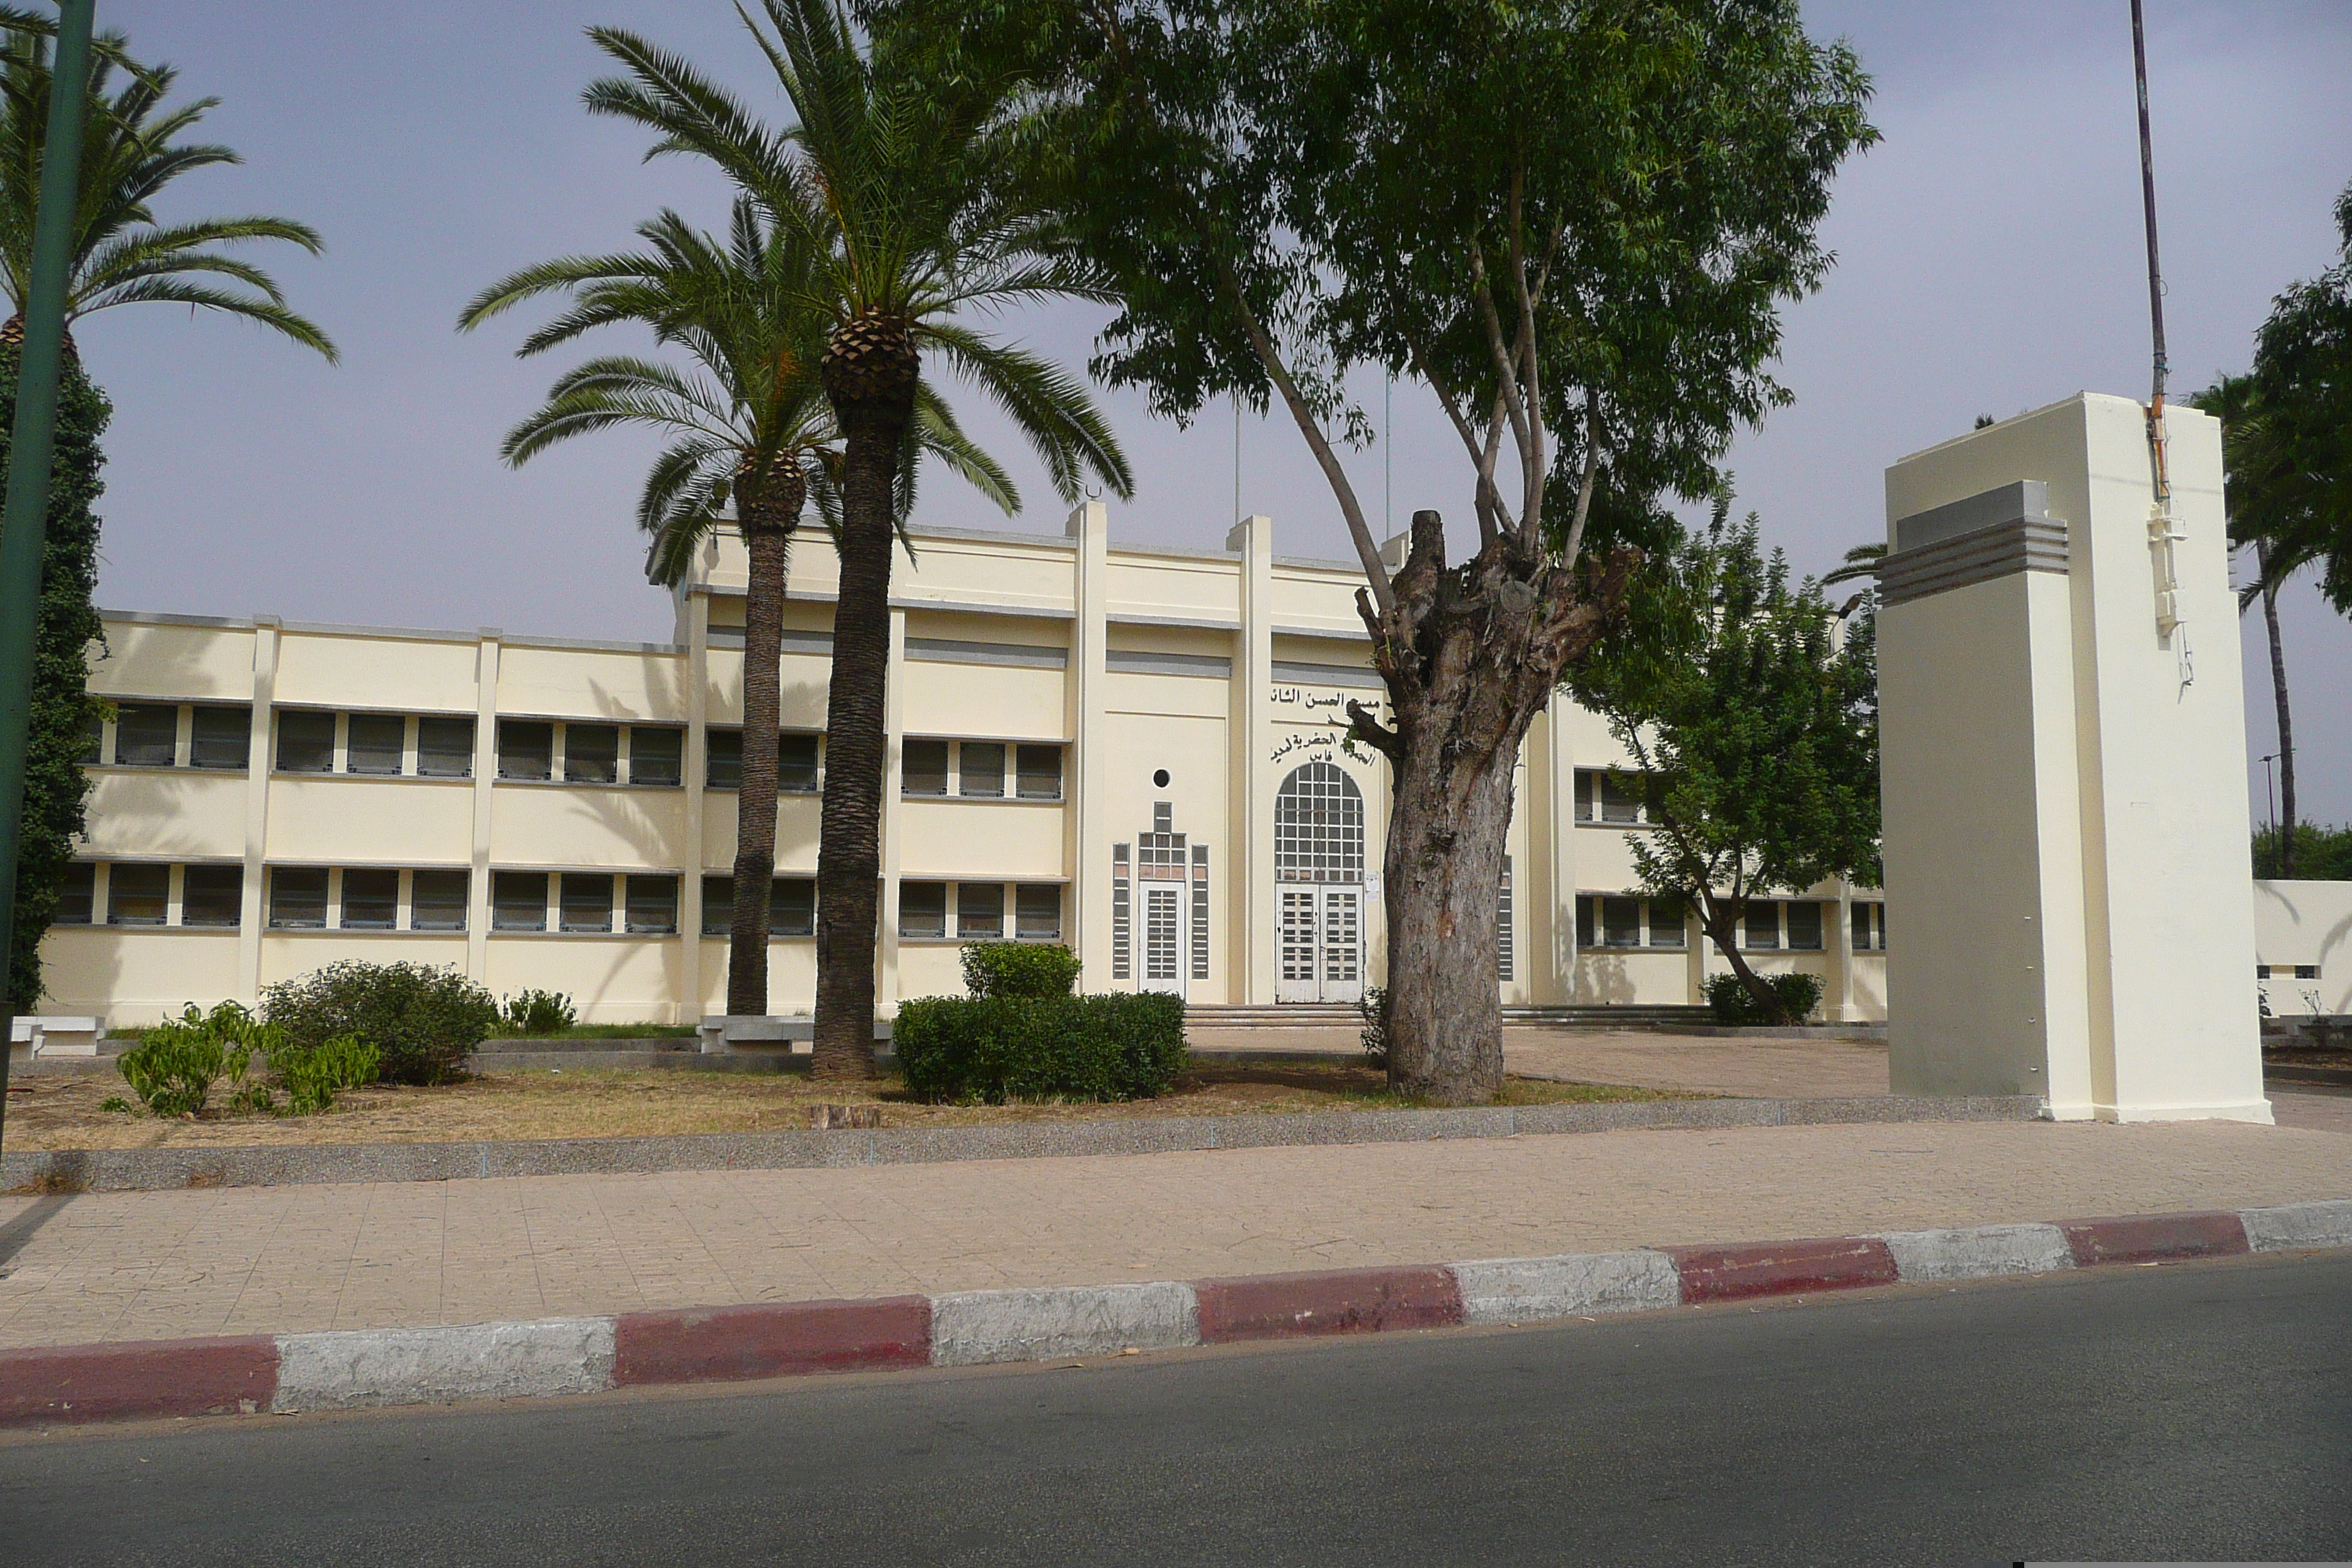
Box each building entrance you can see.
[1273,761,1366,1004]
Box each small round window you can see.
[1153,768,1171,788]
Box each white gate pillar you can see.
[1877,393,2267,1121]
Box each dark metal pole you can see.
[2130,0,2170,504]
[0,0,97,1155]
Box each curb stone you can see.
[3,1200,2343,1429]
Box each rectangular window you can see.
[498,720,554,781]
[1574,770,1594,823]
[77,711,102,764]
[2296,963,2321,980]
[181,865,243,927]
[559,872,614,932]
[625,875,679,934]
[770,878,816,938]
[955,882,1004,939]
[564,724,619,785]
[1017,883,1063,941]
[705,729,742,790]
[899,880,947,939]
[268,866,328,929]
[114,704,178,767]
[1576,894,1596,949]
[105,863,169,925]
[778,733,819,793]
[491,870,549,932]
[1850,900,1872,952]
[1648,895,1687,949]
[1496,856,1515,981]
[55,861,96,924]
[629,726,683,787]
[410,869,468,931]
[340,868,399,930]
[1017,745,1064,801]
[958,742,1006,799]
[345,713,406,776]
[276,710,336,774]
[902,739,949,796]
[1112,844,1131,979]
[1786,900,1824,951]
[416,715,475,777]
[189,706,250,771]
[701,875,734,937]
[1744,900,1781,950]
[1191,845,1211,981]
[1599,771,1643,824]
[1602,895,1641,948]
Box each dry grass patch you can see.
[1,1058,1686,1150]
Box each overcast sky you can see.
[75,1,2352,823]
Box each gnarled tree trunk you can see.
[812,312,918,1081]
[1351,511,1630,1104]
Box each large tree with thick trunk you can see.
[581,0,1134,1076]
[932,0,1875,1101]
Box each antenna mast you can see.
[2131,0,2188,660]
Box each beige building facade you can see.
[42,504,1888,1027]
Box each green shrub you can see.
[271,1033,381,1115]
[116,1000,270,1115]
[500,988,578,1035]
[895,992,1186,1104]
[959,942,1081,999]
[1704,971,1825,1027]
[262,961,498,1085]
[97,1095,133,1114]
[1358,985,1390,1070]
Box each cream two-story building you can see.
[38,504,1888,1026]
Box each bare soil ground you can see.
[0,1060,1681,1151]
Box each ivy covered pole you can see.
[0,0,94,1153]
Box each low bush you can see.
[116,1001,269,1115]
[895,992,1187,1104]
[959,942,1081,999]
[500,988,578,1036]
[1358,985,1390,1071]
[1703,971,1825,1027]
[271,1033,382,1115]
[262,961,499,1085]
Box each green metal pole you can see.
[0,0,97,1158]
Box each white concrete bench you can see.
[696,1016,893,1056]
[7,1014,105,1061]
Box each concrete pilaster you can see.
[466,632,501,982]
[236,619,278,1004]
[1071,502,1111,989]
[1228,515,1274,1003]
[678,589,710,1025]
[878,606,907,1011]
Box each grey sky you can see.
[78,1,2352,823]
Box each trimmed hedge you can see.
[960,941,1080,998]
[895,992,1187,1104]
[1703,971,1825,1027]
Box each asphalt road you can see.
[4,1254,2350,1567]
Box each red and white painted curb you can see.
[5,1199,2347,1429]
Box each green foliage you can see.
[2238,180,2352,614]
[959,941,1080,999]
[2254,823,2352,882]
[261,961,498,1086]
[500,988,578,1036]
[1357,984,1389,1071]
[115,1000,268,1116]
[1567,504,1878,1022]
[0,24,336,355]
[894,992,1187,1104]
[1704,972,1823,1028]
[97,1095,132,1113]
[4,349,108,1010]
[270,1033,380,1115]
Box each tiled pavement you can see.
[1,1115,2345,1351]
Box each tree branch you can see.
[1344,698,1402,761]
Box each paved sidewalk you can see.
[1,1116,2345,1352]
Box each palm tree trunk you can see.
[2258,543,2296,877]
[812,402,907,1080]
[726,523,790,1016]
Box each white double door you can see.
[1139,883,1188,999]
[1275,883,1365,1004]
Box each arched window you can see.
[1274,762,1365,883]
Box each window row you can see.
[54,862,247,927]
[898,881,1065,941]
[491,720,683,786]
[900,740,1064,801]
[1574,896,1888,952]
[84,703,255,771]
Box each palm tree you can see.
[2192,372,2315,874]
[582,1,1134,1079]
[459,196,1017,1019]
[0,24,334,355]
